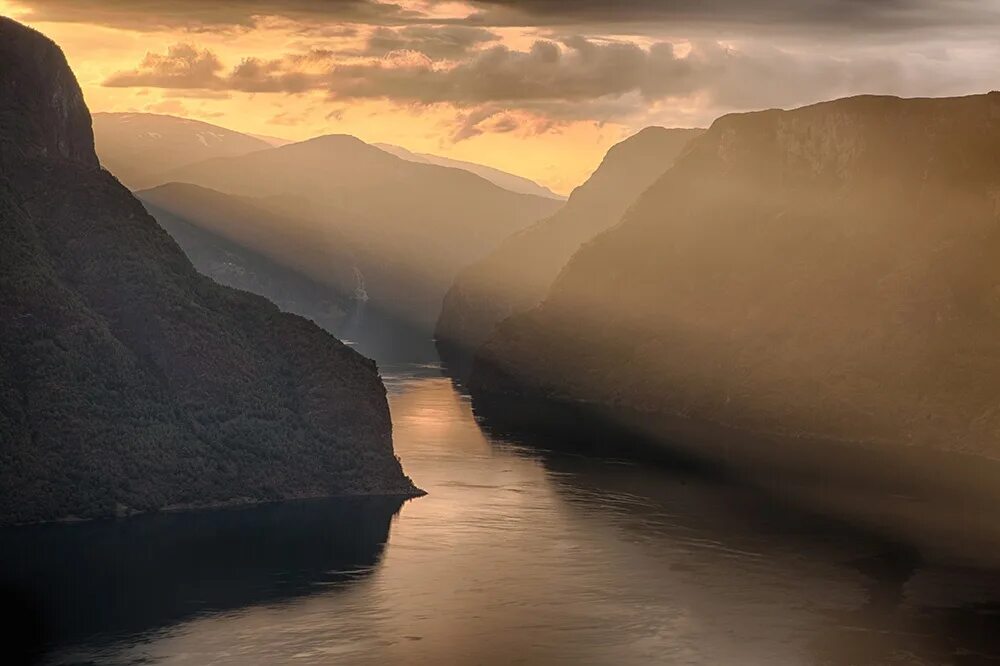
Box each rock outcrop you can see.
[0,18,419,525]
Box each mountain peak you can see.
[301,133,373,148]
[0,17,98,168]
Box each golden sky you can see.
[4,0,999,194]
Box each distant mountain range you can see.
[153,133,562,331]
[92,113,563,337]
[0,17,418,525]
[92,112,563,201]
[374,143,565,200]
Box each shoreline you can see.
[4,487,427,529]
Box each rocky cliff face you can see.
[0,18,418,525]
[472,92,1000,460]
[435,128,702,364]
[0,19,97,167]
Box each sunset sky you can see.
[4,0,1000,193]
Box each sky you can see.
[3,0,1000,194]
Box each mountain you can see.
[435,128,702,363]
[374,143,565,200]
[0,17,419,525]
[471,92,1000,464]
[137,182,358,333]
[92,112,272,189]
[161,135,563,330]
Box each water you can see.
[7,363,1000,665]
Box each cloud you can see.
[14,0,425,30]
[321,39,670,105]
[17,0,1000,36]
[319,37,936,113]
[459,0,1000,34]
[103,43,326,93]
[451,107,558,141]
[358,25,499,59]
[104,43,225,88]
[102,34,993,138]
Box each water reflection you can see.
[0,496,403,664]
[470,379,1000,665]
[9,365,1000,665]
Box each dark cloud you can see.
[16,0,1000,35]
[105,35,961,120]
[14,0,423,30]
[460,0,1000,33]
[319,37,925,113]
[359,26,499,59]
[324,39,668,104]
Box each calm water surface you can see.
[11,363,1000,665]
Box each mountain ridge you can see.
[374,142,566,200]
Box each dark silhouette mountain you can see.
[0,17,418,525]
[92,112,271,189]
[374,142,565,200]
[436,127,702,362]
[137,182,358,333]
[161,134,563,330]
[472,92,1000,462]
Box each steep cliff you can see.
[473,93,1000,460]
[435,128,702,362]
[0,18,418,525]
